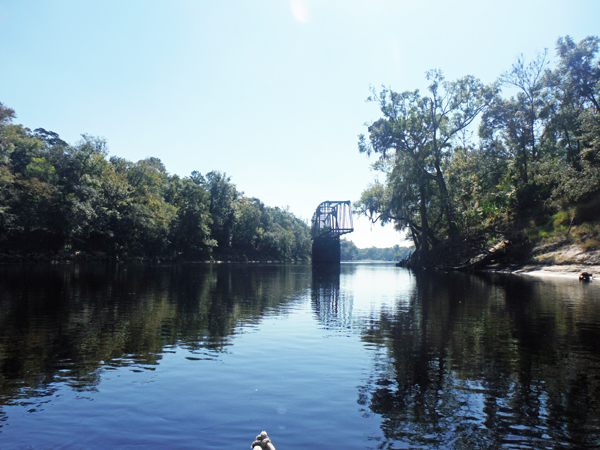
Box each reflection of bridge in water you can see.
[311,201,354,264]
[311,264,356,331]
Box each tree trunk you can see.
[434,164,458,238]
[419,183,430,263]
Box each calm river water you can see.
[1,263,600,449]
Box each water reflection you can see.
[311,264,366,333]
[359,271,600,449]
[312,265,342,327]
[0,263,312,428]
[2,264,600,449]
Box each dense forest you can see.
[356,36,600,269]
[340,239,412,261]
[0,112,311,262]
[4,35,598,266]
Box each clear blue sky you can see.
[1,0,599,247]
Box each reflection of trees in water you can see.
[0,263,311,425]
[311,264,357,331]
[359,272,600,449]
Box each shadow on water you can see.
[2,263,600,449]
[311,264,342,329]
[311,263,361,332]
[358,270,600,449]
[0,263,311,428]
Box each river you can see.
[0,262,599,449]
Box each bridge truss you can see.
[311,201,354,239]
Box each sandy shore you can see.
[482,243,600,279]
[503,264,600,279]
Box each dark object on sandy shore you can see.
[251,431,276,450]
[579,272,593,281]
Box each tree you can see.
[0,101,315,261]
[555,36,600,114]
[542,36,600,204]
[232,197,263,254]
[480,50,554,214]
[358,71,496,265]
[0,114,63,251]
[340,239,359,260]
[202,171,241,252]
[112,156,176,256]
[0,103,17,239]
[169,176,216,258]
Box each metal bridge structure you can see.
[311,201,354,263]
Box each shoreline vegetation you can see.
[1,235,598,281]
[2,35,599,273]
[0,242,413,263]
[0,105,313,263]
[355,35,600,274]
[340,239,413,262]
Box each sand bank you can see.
[507,264,600,279]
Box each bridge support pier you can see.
[311,200,353,265]
[312,236,341,264]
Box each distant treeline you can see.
[341,239,412,261]
[0,108,311,261]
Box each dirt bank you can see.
[487,241,600,279]
[510,264,600,279]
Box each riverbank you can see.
[0,250,308,264]
[2,240,599,280]
[494,264,600,279]
[485,241,600,279]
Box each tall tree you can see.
[0,103,18,238]
[480,51,554,212]
[169,175,216,258]
[542,36,600,204]
[358,71,496,264]
[202,171,241,252]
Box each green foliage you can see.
[553,210,573,229]
[358,35,600,267]
[169,176,216,258]
[340,238,413,261]
[0,106,311,261]
[358,71,497,263]
[202,171,241,250]
[340,239,359,260]
[256,206,310,260]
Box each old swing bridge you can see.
[311,201,354,263]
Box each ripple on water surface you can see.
[1,263,600,449]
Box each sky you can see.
[1,0,599,248]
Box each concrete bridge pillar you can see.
[312,236,341,264]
